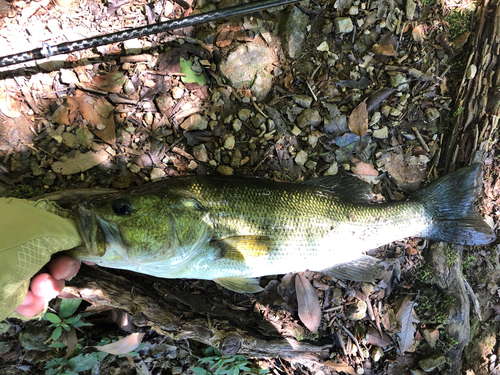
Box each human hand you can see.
[14,256,81,318]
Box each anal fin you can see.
[215,277,264,293]
[321,255,386,282]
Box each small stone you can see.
[43,171,56,186]
[123,39,142,55]
[389,72,408,88]
[425,107,440,122]
[334,17,354,33]
[188,160,198,171]
[60,69,79,84]
[62,132,77,147]
[238,108,252,122]
[390,107,402,116]
[308,134,319,148]
[230,148,242,168]
[324,162,338,176]
[251,113,266,128]
[232,119,242,132]
[217,165,234,175]
[348,6,358,15]
[129,164,141,173]
[297,109,322,128]
[224,135,235,150]
[181,114,208,131]
[150,168,165,181]
[381,104,391,117]
[293,94,313,109]
[418,355,446,372]
[155,94,174,114]
[347,300,367,320]
[372,127,388,139]
[193,144,209,162]
[361,283,375,296]
[291,125,302,136]
[96,124,106,131]
[172,86,184,99]
[371,346,383,362]
[294,150,308,166]
[406,0,416,20]
[305,160,317,170]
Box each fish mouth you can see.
[71,204,128,262]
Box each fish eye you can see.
[112,199,132,215]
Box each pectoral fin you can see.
[321,255,386,282]
[215,277,264,293]
[214,235,275,261]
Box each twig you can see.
[342,325,364,360]
[412,126,430,153]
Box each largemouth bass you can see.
[68,164,495,293]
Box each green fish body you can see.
[69,165,495,293]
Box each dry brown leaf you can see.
[60,328,78,358]
[351,159,378,177]
[395,295,419,353]
[412,25,425,44]
[372,44,398,57]
[73,96,116,144]
[323,361,357,375]
[51,150,109,175]
[421,328,439,348]
[348,99,368,137]
[50,97,78,125]
[295,273,321,333]
[96,332,145,355]
[92,72,126,93]
[284,72,294,91]
[0,92,21,118]
[440,76,448,95]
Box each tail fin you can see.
[414,164,495,245]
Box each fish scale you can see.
[69,165,495,293]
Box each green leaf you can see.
[59,299,82,319]
[45,313,62,324]
[49,343,65,350]
[180,57,207,85]
[52,325,63,341]
[191,367,208,375]
[67,351,109,372]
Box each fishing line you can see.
[0,0,299,68]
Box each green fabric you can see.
[0,198,82,321]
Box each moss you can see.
[445,245,459,267]
[415,287,456,325]
[446,10,472,39]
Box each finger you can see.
[30,273,65,300]
[48,256,81,280]
[14,291,46,318]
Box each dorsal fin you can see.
[304,173,380,204]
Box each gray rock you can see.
[297,109,322,128]
[280,6,309,58]
[251,70,273,102]
[155,94,174,114]
[150,168,165,181]
[123,39,142,55]
[231,148,242,168]
[217,165,234,175]
[232,119,242,132]
[406,0,416,20]
[181,114,208,131]
[238,108,252,122]
[60,69,79,84]
[295,150,308,166]
[425,107,440,122]
[251,114,266,128]
[219,43,274,88]
[334,17,354,33]
[293,95,313,108]
[193,144,209,163]
[372,127,388,139]
[224,135,235,150]
[347,300,367,320]
[418,355,446,372]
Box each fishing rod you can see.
[0,0,299,68]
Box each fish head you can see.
[70,194,180,265]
